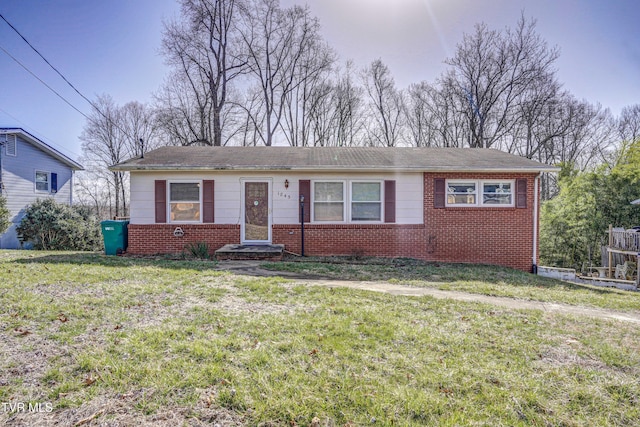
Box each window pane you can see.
[352,203,381,221]
[447,182,476,205]
[314,202,343,221]
[314,182,343,202]
[170,183,200,201]
[36,172,48,191]
[170,203,200,221]
[352,182,381,202]
[483,183,512,205]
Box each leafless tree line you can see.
[77,0,640,215]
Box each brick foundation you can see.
[125,172,539,272]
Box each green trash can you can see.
[101,220,129,255]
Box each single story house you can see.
[110,146,558,272]
[0,128,84,249]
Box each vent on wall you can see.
[5,134,17,156]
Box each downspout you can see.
[532,173,541,274]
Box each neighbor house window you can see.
[447,181,476,205]
[313,182,344,221]
[351,182,381,221]
[482,182,513,205]
[169,182,201,222]
[35,171,50,192]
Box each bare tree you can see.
[80,95,130,218]
[443,15,560,148]
[161,0,246,146]
[362,59,405,146]
[80,95,159,218]
[618,104,640,144]
[240,0,327,146]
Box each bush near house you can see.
[16,198,103,251]
[0,195,9,235]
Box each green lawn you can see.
[1,251,639,426]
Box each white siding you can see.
[130,171,424,225]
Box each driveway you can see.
[216,260,640,325]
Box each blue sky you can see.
[1,0,639,162]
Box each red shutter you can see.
[155,180,167,223]
[384,180,396,223]
[434,178,446,208]
[299,180,311,223]
[516,178,527,208]
[203,180,215,223]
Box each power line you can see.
[0,12,98,114]
[0,43,89,120]
[0,12,142,149]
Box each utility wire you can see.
[0,12,142,149]
[0,12,98,115]
[0,43,89,120]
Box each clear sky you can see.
[1,0,639,162]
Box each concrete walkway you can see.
[216,261,640,324]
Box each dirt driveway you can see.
[216,261,640,325]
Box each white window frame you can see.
[168,180,202,223]
[481,181,514,207]
[349,180,383,222]
[312,180,346,222]
[35,170,50,193]
[445,179,514,207]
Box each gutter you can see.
[532,172,541,273]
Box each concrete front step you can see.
[215,244,285,261]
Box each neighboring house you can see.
[0,128,84,249]
[111,146,558,272]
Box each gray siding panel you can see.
[1,135,74,249]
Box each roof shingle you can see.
[110,146,558,173]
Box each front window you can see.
[35,171,49,192]
[482,182,512,205]
[447,182,476,205]
[313,182,344,221]
[170,182,201,222]
[351,182,381,221]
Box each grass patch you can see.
[261,256,640,312]
[1,251,640,426]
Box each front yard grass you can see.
[1,251,640,426]
[262,256,640,312]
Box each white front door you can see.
[241,180,272,244]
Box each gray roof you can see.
[110,146,558,173]
[1,128,84,170]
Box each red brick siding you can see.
[127,224,239,255]
[273,224,427,259]
[127,172,539,272]
[423,172,538,272]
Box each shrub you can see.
[183,241,211,260]
[0,195,9,235]
[16,199,103,251]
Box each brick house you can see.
[110,146,558,272]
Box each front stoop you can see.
[215,244,285,261]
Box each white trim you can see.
[533,173,541,269]
[349,180,384,222]
[311,180,346,223]
[241,179,272,244]
[167,180,203,224]
[35,170,50,193]
[445,179,515,207]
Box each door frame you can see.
[240,178,272,244]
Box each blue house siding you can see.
[0,130,82,249]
